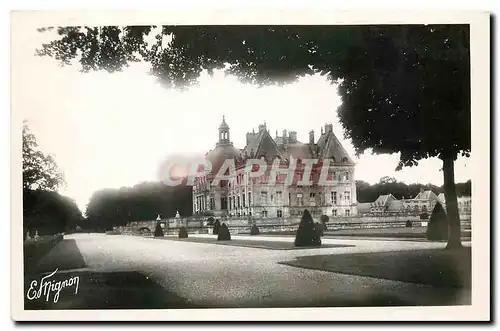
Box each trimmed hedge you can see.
[178,226,188,238]
[217,223,231,241]
[154,222,164,237]
[426,203,448,241]
[250,224,260,235]
[294,209,321,247]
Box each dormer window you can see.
[342,157,348,163]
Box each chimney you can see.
[289,131,297,143]
[309,130,315,144]
[325,123,333,133]
[258,124,266,132]
[282,129,287,138]
[321,127,324,135]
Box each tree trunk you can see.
[442,156,463,249]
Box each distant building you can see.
[369,194,398,213]
[192,116,358,219]
[402,189,440,214]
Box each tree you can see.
[23,121,64,191]
[37,25,470,249]
[23,189,83,235]
[85,181,193,231]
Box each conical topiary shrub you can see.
[213,219,221,235]
[294,209,320,247]
[217,223,231,241]
[154,222,164,238]
[426,202,448,241]
[405,220,413,228]
[178,226,188,238]
[250,224,260,235]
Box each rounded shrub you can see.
[213,219,221,235]
[314,222,325,239]
[178,226,188,238]
[426,203,448,241]
[217,223,231,241]
[405,220,413,228]
[320,215,329,223]
[420,212,430,220]
[294,209,321,247]
[154,222,164,238]
[250,224,260,235]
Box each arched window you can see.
[342,157,348,163]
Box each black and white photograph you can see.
[10,9,490,321]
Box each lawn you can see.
[280,247,471,289]
[159,236,354,250]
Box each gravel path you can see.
[37,233,471,308]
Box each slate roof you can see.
[413,190,439,201]
[373,194,397,207]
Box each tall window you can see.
[248,192,252,206]
[228,197,232,210]
[261,191,268,204]
[210,197,215,210]
[277,210,283,218]
[262,210,268,218]
[345,171,349,181]
[276,191,283,204]
[331,191,337,205]
[345,209,350,216]
[344,190,351,204]
[332,209,337,216]
[237,196,241,208]
[242,194,246,208]
[221,197,228,210]
[297,193,303,206]
[289,193,291,205]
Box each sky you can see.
[17,27,471,212]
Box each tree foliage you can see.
[84,181,192,231]
[23,188,83,235]
[23,121,64,191]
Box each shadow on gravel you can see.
[24,239,87,275]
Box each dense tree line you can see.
[23,122,83,236]
[356,177,471,203]
[83,182,192,231]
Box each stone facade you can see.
[192,117,357,220]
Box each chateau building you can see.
[192,116,358,219]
